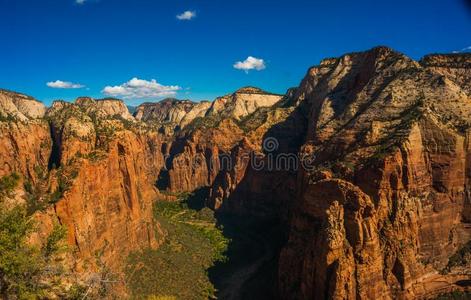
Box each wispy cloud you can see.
[47,80,85,89]
[452,46,471,53]
[176,11,196,20]
[102,78,181,99]
[76,0,86,4]
[233,56,266,73]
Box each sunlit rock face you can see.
[0,89,46,121]
[277,47,471,299]
[75,96,135,120]
[207,86,283,120]
[1,95,166,295]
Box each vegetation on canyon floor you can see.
[208,215,284,300]
[125,193,229,300]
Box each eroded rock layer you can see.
[0,95,166,296]
[277,47,471,299]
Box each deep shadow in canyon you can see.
[181,187,286,300]
[185,99,308,299]
[208,214,285,300]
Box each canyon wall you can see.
[157,48,471,299]
[0,47,470,299]
[277,47,471,299]
[0,95,167,295]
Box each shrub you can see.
[444,240,471,272]
[0,172,20,199]
[436,291,471,300]
[0,203,67,299]
[43,224,67,258]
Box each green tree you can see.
[0,172,20,199]
[0,172,68,299]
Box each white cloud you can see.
[102,78,181,99]
[453,46,471,53]
[233,56,266,73]
[176,11,196,20]
[46,80,85,89]
[76,0,86,4]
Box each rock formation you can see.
[276,47,471,299]
[206,86,283,120]
[75,96,135,120]
[134,98,196,124]
[0,89,46,121]
[134,87,282,133]
[0,94,165,296]
[159,47,471,299]
[1,46,470,299]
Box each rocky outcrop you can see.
[134,98,195,123]
[0,89,46,121]
[180,101,212,127]
[421,53,471,95]
[53,130,163,272]
[134,98,212,130]
[207,87,283,120]
[159,87,301,201]
[134,87,282,133]
[0,90,50,183]
[165,119,242,192]
[206,94,307,217]
[44,99,167,269]
[157,46,470,299]
[0,121,51,182]
[278,46,471,299]
[75,96,135,120]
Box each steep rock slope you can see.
[134,98,212,130]
[75,96,135,120]
[44,99,166,271]
[0,89,46,121]
[278,47,471,299]
[420,53,471,95]
[0,94,166,296]
[157,87,287,195]
[206,87,283,120]
[207,95,307,217]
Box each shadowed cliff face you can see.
[0,46,470,299]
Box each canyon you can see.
[0,46,470,299]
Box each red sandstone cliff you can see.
[0,95,166,296]
[277,47,471,299]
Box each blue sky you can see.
[1,0,470,106]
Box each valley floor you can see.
[124,192,284,300]
[209,215,284,300]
